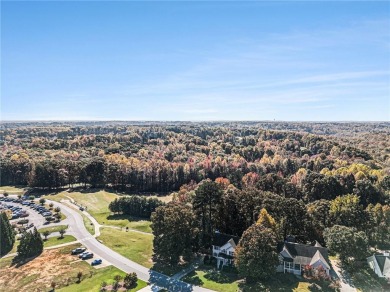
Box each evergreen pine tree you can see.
[0,212,15,256]
[17,227,43,258]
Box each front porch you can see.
[215,253,234,270]
[278,260,302,275]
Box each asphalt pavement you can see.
[46,199,213,292]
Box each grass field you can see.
[0,243,87,292]
[38,225,68,234]
[97,227,153,268]
[58,266,147,292]
[43,235,77,247]
[0,186,27,195]
[44,190,153,233]
[0,243,147,292]
[183,266,312,292]
[45,190,155,233]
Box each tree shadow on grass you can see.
[106,214,147,222]
[238,273,302,292]
[11,254,40,268]
[203,269,238,284]
[183,271,204,286]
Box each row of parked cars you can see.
[71,247,102,265]
[0,202,29,219]
[23,202,53,218]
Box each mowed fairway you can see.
[97,227,154,268]
[43,190,154,233]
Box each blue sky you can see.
[2,1,389,121]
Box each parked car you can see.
[81,253,94,260]
[71,247,86,255]
[91,259,102,266]
[79,207,85,211]
[79,251,90,258]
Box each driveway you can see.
[330,259,357,292]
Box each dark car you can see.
[71,247,87,255]
[81,253,94,260]
[79,251,89,258]
[91,259,102,266]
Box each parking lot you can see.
[0,197,69,232]
[70,247,109,269]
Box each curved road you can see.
[48,199,212,292]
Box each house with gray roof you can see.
[367,253,390,280]
[276,241,331,275]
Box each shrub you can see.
[124,272,138,288]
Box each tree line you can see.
[108,195,165,219]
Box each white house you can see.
[276,241,331,275]
[212,233,240,269]
[367,253,390,280]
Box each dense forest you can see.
[1,122,389,244]
[1,122,389,191]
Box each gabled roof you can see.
[374,255,390,276]
[212,233,240,247]
[277,242,329,260]
[310,250,330,269]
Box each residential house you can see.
[277,241,331,275]
[212,232,240,269]
[367,253,390,280]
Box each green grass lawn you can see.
[43,235,77,247]
[43,190,153,233]
[183,267,241,292]
[97,227,153,268]
[58,266,148,292]
[38,225,68,234]
[183,266,312,292]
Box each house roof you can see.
[310,250,330,269]
[212,233,240,247]
[277,242,329,263]
[374,255,390,276]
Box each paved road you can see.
[46,199,213,292]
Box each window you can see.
[229,251,234,256]
[294,264,300,270]
[285,262,293,269]
[214,246,220,250]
